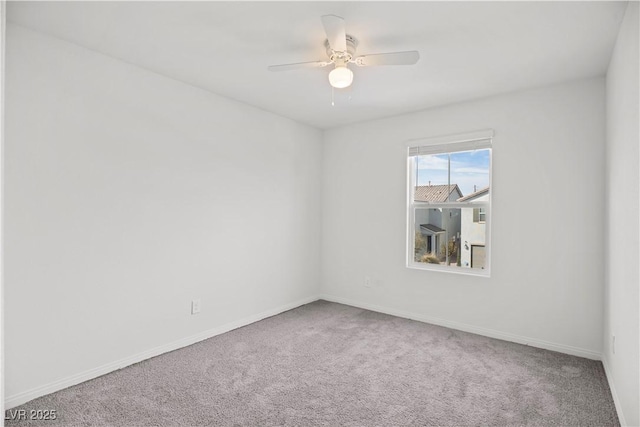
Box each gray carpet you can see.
[5,300,619,426]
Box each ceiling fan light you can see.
[328,66,353,88]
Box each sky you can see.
[416,149,490,197]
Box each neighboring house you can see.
[458,187,489,268]
[414,184,462,258]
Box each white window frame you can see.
[473,207,486,223]
[405,130,493,277]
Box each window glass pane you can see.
[413,206,487,270]
[414,149,490,203]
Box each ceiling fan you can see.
[268,15,420,89]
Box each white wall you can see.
[4,23,322,404]
[604,2,640,426]
[322,78,606,358]
[1,0,6,416]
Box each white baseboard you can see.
[602,358,628,426]
[319,294,602,360]
[4,294,320,410]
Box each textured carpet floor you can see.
[5,300,619,426]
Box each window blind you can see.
[407,130,493,157]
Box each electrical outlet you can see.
[612,335,616,355]
[364,276,372,288]
[191,299,201,315]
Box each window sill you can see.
[406,262,490,278]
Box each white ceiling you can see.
[7,1,627,129]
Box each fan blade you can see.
[354,51,420,66]
[268,61,330,72]
[321,14,347,52]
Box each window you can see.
[406,130,492,275]
[473,208,486,223]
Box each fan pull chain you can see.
[331,87,335,106]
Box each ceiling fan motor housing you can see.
[325,34,358,64]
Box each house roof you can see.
[414,184,463,202]
[420,224,446,234]
[457,186,490,202]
